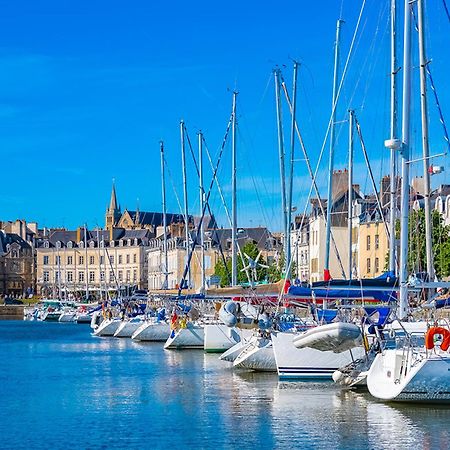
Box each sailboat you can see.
[366,0,450,403]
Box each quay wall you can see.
[0,305,24,319]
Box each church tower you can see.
[105,180,121,231]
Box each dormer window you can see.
[134,238,138,246]
[89,240,95,248]
[119,239,124,247]
[79,241,84,248]
[44,241,50,249]
[56,241,62,249]
[110,241,115,248]
[67,241,73,249]
[127,239,132,246]
[100,240,104,248]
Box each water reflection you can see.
[1,321,450,450]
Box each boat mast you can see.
[274,68,288,274]
[180,120,191,289]
[388,0,399,275]
[160,141,169,290]
[84,225,89,301]
[324,19,344,282]
[348,110,354,280]
[417,0,434,281]
[96,228,102,302]
[399,0,412,319]
[231,91,238,286]
[198,131,206,291]
[287,62,299,278]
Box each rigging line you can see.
[202,135,252,285]
[278,0,367,301]
[353,112,392,244]
[280,78,346,278]
[410,6,450,153]
[183,124,232,281]
[178,117,233,295]
[443,0,450,23]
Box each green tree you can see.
[213,241,269,286]
[395,209,450,278]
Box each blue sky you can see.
[0,0,449,231]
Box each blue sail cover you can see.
[288,284,397,303]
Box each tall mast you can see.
[231,91,238,286]
[198,131,206,291]
[388,0,399,275]
[57,244,62,299]
[417,0,434,280]
[180,120,191,289]
[286,62,299,278]
[160,141,168,290]
[96,228,102,302]
[274,68,287,274]
[324,19,344,282]
[399,0,412,319]
[84,225,89,300]
[348,110,354,280]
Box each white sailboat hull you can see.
[219,340,248,363]
[114,319,143,338]
[164,324,205,349]
[93,318,123,337]
[131,321,170,341]
[58,312,76,323]
[367,350,450,402]
[272,330,365,380]
[233,336,276,372]
[203,324,251,353]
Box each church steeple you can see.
[105,179,121,231]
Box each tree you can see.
[396,209,450,278]
[213,241,269,286]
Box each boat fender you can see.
[425,326,450,351]
[332,370,344,383]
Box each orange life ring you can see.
[425,326,450,351]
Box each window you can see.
[375,257,379,273]
[79,241,84,248]
[79,271,85,282]
[55,272,60,282]
[89,256,95,265]
[67,241,73,249]
[366,258,371,273]
[89,271,95,282]
[126,270,130,282]
[67,271,73,282]
[43,271,49,282]
[119,255,123,264]
[133,254,137,264]
[109,255,114,264]
[79,256,84,265]
[133,269,137,281]
[118,271,123,281]
[43,255,49,265]
[109,271,115,282]
[44,241,49,248]
[126,254,130,264]
[67,256,73,265]
[366,235,371,251]
[56,256,61,265]
[100,256,104,265]
[89,241,95,248]
[100,271,105,281]
[375,234,380,250]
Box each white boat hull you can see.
[114,319,143,338]
[58,312,76,323]
[93,318,123,337]
[233,336,276,372]
[204,324,251,353]
[131,321,170,341]
[219,340,248,363]
[367,350,450,402]
[272,330,365,380]
[164,324,205,349]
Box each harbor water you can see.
[1,321,449,449]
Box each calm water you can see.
[1,321,449,450]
